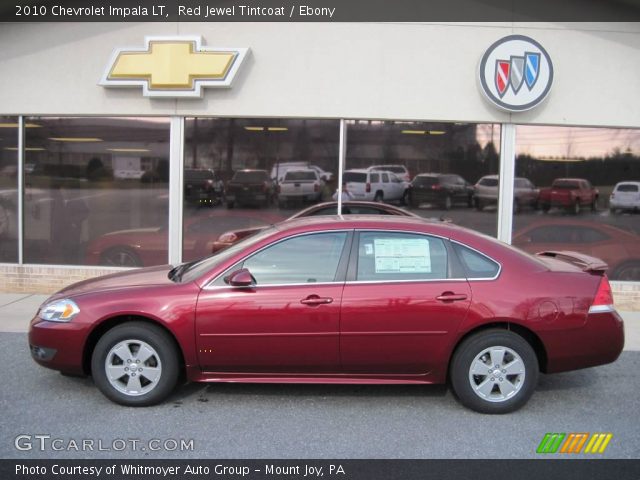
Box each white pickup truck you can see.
[277,169,323,207]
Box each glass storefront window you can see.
[182,118,340,262]
[513,125,640,281]
[24,117,170,266]
[0,117,19,263]
[345,121,501,237]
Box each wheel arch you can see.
[82,314,186,377]
[447,321,549,378]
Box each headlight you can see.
[38,299,80,322]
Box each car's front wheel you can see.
[450,330,538,414]
[91,322,180,406]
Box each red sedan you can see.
[29,216,624,413]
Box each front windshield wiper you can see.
[168,261,195,282]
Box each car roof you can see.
[344,169,370,173]
[615,181,640,186]
[292,201,420,218]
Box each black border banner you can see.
[4,459,640,480]
[1,0,640,22]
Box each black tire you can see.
[450,329,539,414]
[99,247,143,267]
[591,198,598,212]
[373,191,384,203]
[612,260,640,281]
[474,198,483,211]
[226,201,235,209]
[401,190,410,206]
[541,204,550,213]
[91,322,180,407]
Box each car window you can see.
[241,232,348,285]
[356,232,448,281]
[528,226,575,243]
[380,173,389,183]
[370,173,380,183]
[574,227,610,243]
[453,243,500,279]
[307,206,338,216]
[344,172,367,183]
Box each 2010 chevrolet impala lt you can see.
[29,216,624,413]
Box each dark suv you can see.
[226,169,275,208]
[409,173,473,209]
[184,169,222,207]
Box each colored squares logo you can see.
[537,433,613,454]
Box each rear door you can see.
[340,230,471,374]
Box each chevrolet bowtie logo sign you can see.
[100,36,250,97]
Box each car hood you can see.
[50,264,175,300]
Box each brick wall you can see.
[0,264,128,294]
[1,265,639,310]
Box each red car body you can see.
[84,209,285,266]
[30,216,624,412]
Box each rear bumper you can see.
[610,199,639,209]
[544,310,625,374]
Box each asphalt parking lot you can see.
[0,295,638,459]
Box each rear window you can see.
[616,184,639,192]
[413,176,439,186]
[284,171,317,181]
[344,172,367,183]
[552,179,580,189]
[233,171,268,182]
[478,177,499,187]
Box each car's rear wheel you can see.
[612,260,640,281]
[450,330,538,414]
[474,198,484,211]
[572,200,581,215]
[91,322,180,406]
[373,191,384,203]
[100,247,143,267]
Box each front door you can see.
[340,231,471,375]
[196,231,350,373]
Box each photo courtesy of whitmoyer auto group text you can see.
[0,1,639,479]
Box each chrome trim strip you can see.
[588,304,616,314]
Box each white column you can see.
[168,116,185,265]
[337,119,347,214]
[17,116,24,264]
[497,123,516,244]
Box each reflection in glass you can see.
[0,117,19,262]
[345,121,501,237]
[182,118,340,263]
[24,117,170,266]
[513,125,640,281]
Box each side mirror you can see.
[226,268,256,287]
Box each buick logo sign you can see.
[479,35,553,112]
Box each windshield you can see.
[178,226,277,283]
[413,176,439,186]
[232,171,268,182]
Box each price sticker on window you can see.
[373,238,431,273]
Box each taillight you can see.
[366,182,371,193]
[431,184,441,190]
[589,276,615,314]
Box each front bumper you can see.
[28,316,90,375]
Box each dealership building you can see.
[0,21,639,309]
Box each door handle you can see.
[300,295,333,306]
[436,292,468,302]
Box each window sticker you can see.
[364,243,374,255]
[373,238,431,273]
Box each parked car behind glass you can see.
[409,173,473,210]
[609,181,640,213]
